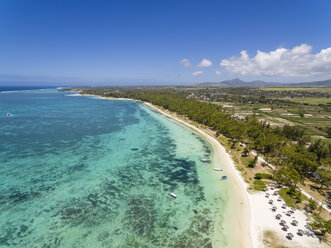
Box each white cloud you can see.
[192,70,203,76]
[216,70,222,75]
[198,58,213,67]
[220,44,331,77]
[179,58,192,67]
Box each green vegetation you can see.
[253,179,266,191]
[309,215,331,235]
[280,97,331,105]
[260,87,331,93]
[278,188,299,208]
[278,187,308,208]
[248,155,258,168]
[308,198,318,211]
[254,173,273,180]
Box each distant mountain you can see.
[199,78,331,87]
[198,78,281,87]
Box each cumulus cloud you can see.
[192,70,203,76]
[220,44,331,77]
[216,70,222,75]
[198,58,213,67]
[179,58,192,67]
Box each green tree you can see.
[315,169,331,190]
[248,155,258,168]
[273,166,301,186]
[242,147,249,157]
[309,140,328,161]
[308,198,317,211]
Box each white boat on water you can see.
[200,158,209,162]
[214,168,222,171]
[6,113,13,116]
[170,192,177,198]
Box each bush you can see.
[254,173,273,180]
[309,215,331,235]
[308,198,317,211]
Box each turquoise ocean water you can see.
[0,89,233,247]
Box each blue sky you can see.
[0,0,330,85]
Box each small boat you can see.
[214,168,222,171]
[200,158,209,162]
[221,176,227,180]
[170,192,177,198]
[6,113,13,116]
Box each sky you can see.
[0,0,331,85]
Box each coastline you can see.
[142,102,324,248]
[78,93,325,248]
[143,102,253,248]
[79,93,253,247]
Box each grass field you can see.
[260,87,331,94]
[280,97,331,105]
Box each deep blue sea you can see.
[0,86,57,93]
[0,89,233,247]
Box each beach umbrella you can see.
[292,220,298,226]
[287,233,294,239]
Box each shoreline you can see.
[143,102,253,248]
[78,93,325,248]
[79,93,253,247]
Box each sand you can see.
[250,188,324,248]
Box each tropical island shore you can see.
[144,101,325,248]
[79,92,326,248]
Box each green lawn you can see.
[280,97,331,105]
[278,188,308,208]
[253,179,266,191]
[260,87,331,94]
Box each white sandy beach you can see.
[250,189,324,248]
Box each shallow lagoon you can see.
[0,90,233,247]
